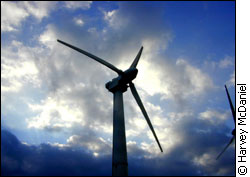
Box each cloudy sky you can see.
[1,1,235,176]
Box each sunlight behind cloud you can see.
[27,96,84,130]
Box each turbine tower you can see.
[216,85,235,160]
[57,39,163,176]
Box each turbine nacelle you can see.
[105,68,138,93]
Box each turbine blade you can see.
[129,47,143,69]
[129,82,163,152]
[225,85,236,124]
[57,39,123,75]
[216,136,235,160]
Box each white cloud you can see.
[219,56,234,68]
[26,94,84,130]
[176,59,214,96]
[135,57,214,102]
[227,71,235,87]
[1,1,29,32]
[1,41,41,92]
[73,17,84,27]
[1,1,57,32]
[131,118,147,130]
[204,55,234,72]
[27,96,84,130]
[103,9,128,29]
[192,150,232,175]
[168,111,194,123]
[199,109,230,125]
[66,133,111,155]
[64,1,92,10]
[39,25,58,49]
[193,152,214,167]
[22,1,57,21]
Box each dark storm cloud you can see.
[126,116,235,176]
[1,130,112,176]
[177,118,235,175]
[2,127,234,176]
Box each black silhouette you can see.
[216,85,235,160]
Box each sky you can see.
[1,1,235,176]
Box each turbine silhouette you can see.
[216,85,235,160]
[57,39,163,176]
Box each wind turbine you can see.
[216,85,235,160]
[57,39,163,176]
